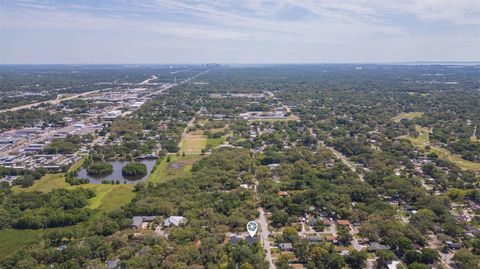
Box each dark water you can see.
[77,159,157,184]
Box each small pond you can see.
[77,159,157,184]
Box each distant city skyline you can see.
[1,0,479,64]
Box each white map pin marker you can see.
[247,221,258,237]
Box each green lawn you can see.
[0,227,79,259]
[0,229,45,259]
[392,112,424,123]
[85,184,135,213]
[407,125,430,148]
[13,173,69,193]
[402,125,480,172]
[68,157,85,172]
[4,177,135,258]
[180,132,207,154]
[14,175,135,211]
[12,158,86,193]
[430,146,480,172]
[148,155,202,184]
[207,137,225,148]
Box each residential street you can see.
[320,142,365,181]
[257,206,275,269]
[254,177,275,269]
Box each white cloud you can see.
[1,0,478,63]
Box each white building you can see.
[105,110,122,119]
[164,216,187,227]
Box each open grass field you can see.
[85,184,135,213]
[402,125,480,172]
[148,155,202,184]
[13,176,136,212]
[392,112,424,123]
[13,173,70,193]
[406,125,430,148]
[3,160,135,258]
[207,137,226,148]
[430,146,480,172]
[0,229,45,259]
[12,158,87,193]
[0,225,85,259]
[68,157,85,172]
[180,130,207,154]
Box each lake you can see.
[77,159,157,184]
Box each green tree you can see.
[420,248,439,264]
[345,250,368,269]
[452,249,480,269]
[408,262,429,269]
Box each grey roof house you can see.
[279,243,293,251]
[131,216,156,229]
[367,242,389,252]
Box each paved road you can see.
[177,116,197,149]
[307,129,364,181]
[319,141,365,181]
[253,178,275,269]
[138,75,158,85]
[257,206,275,269]
[367,258,377,269]
[440,252,454,269]
[0,89,101,114]
[177,98,203,151]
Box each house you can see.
[24,143,46,152]
[279,243,293,251]
[322,218,332,226]
[387,261,401,269]
[164,216,187,227]
[230,235,258,246]
[278,191,289,196]
[212,114,225,120]
[337,219,351,226]
[368,242,389,252]
[131,216,156,229]
[307,236,323,243]
[446,241,463,250]
[230,235,241,245]
[325,235,338,243]
[268,163,280,169]
[289,264,305,269]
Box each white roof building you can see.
[164,216,187,227]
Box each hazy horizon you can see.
[1,0,479,64]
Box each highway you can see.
[0,89,101,114]
[138,75,158,85]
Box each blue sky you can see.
[1,0,479,64]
